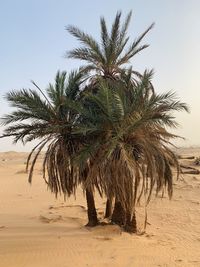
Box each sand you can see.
[0,148,200,267]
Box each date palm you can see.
[0,70,98,226]
[67,11,155,216]
[73,71,189,232]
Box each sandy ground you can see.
[0,148,200,267]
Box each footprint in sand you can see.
[175,259,183,262]
[40,205,86,227]
[145,233,155,238]
[190,200,200,205]
[15,170,27,174]
[39,215,63,223]
[47,205,87,224]
[49,204,86,211]
[90,224,122,239]
[95,236,113,241]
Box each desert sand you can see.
[0,148,200,267]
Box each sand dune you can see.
[0,149,200,267]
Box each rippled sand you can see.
[0,148,200,267]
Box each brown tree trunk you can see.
[104,198,112,219]
[111,199,125,226]
[124,211,137,233]
[85,189,98,227]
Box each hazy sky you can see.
[0,0,200,151]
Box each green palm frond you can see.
[2,89,56,124]
[47,71,67,106]
[66,11,154,80]
[100,16,109,50]
[66,25,105,63]
[119,11,132,42]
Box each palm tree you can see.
[0,70,99,226]
[66,11,155,217]
[66,11,154,82]
[73,71,189,232]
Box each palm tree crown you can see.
[74,71,188,216]
[66,11,154,80]
[1,70,85,197]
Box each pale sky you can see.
[0,0,199,151]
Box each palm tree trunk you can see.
[111,199,125,226]
[104,198,112,219]
[85,189,98,226]
[124,211,137,233]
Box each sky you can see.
[0,0,200,151]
